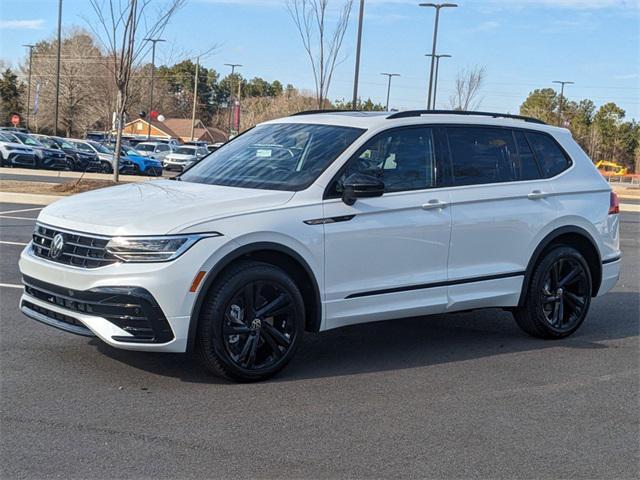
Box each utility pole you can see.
[352,0,365,109]
[143,38,165,139]
[23,44,35,129]
[553,80,574,126]
[425,53,451,109]
[224,63,242,136]
[190,58,201,141]
[380,73,400,111]
[419,3,457,109]
[54,0,63,135]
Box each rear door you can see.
[322,126,452,329]
[444,126,559,310]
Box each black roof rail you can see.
[386,110,546,125]
[290,109,362,116]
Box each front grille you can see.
[32,224,118,268]
[23,276,174,343]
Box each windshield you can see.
[15,133,43,147]
[180,123,364,191]
[175,147,196,155]
[123,147,141,157]
[35,136,58,148]
[0,132,11,142]
[88,141,111,154]
[137,144,155,152]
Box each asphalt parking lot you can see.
[0,202,638,479]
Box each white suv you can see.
[18,111,621,381]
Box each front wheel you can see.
[513,246,592,339]
[196,261,305,382]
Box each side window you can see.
[514,131,543,180]
[157,144,170,152]
[447,127,520,186]
[329,127,435,195]
[525,132,571,177]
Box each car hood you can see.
[38,179,295,236]
[0,141,33,151]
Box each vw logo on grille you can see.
[49,233,65,259]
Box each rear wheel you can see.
[514,246,592,339]
[196,261,304,382]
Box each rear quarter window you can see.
[525,132,571,177]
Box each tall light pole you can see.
[425,53,451,109]
[54,0,63,135]
[352,0,365,109]
[419,3,457,110]
[224,63,242,136]
[553,80,574,126]
[23,44,35,129]
[380,73,400,111]
[143,38,165,139]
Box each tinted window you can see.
[75,142,94,153]
[526,132,571,177]
[514,131,542,180]
[447,127,544,186]
[180,123,364,191]
[330,127,435,195]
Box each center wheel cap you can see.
[251,318,262,330]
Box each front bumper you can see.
[6,152,37,167]
[18,235,227,352]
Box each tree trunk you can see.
[112,89,124,182]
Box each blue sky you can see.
[1,0,638,119]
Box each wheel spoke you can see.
[255,293,291,319]
[542,294,558,304]
[558,266,581,288]
[260,329,283,359]
[246,333,260,368]
[550,262,560,289]
[243,284,255,317]
[557,297,564,326]
[262,322,291,348]
[564,290,585,309]
[224,324,252,335]
[237,334,254,364]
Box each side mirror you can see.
[342,173,385,206]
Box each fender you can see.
[517,225,601,307]
[186,241,322,351]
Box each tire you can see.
[513,246,592,339]
[196,260,305,382]
[101,161,113,174]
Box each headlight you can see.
[105,233,221,262]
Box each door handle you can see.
[527,190,549,200]
[421,199,448,210]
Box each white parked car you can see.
[0,132,37,168]
[163,145,209,172]
[135,141,172,161]
[18,111,621,381]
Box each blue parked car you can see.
[113,146,163,176]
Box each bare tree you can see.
[86,0,184,181]
[287,0,353,109]
[449,66,486,111]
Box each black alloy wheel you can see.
[514,246,592,339]
[196,261,304,381]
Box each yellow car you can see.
[596,161,628,176]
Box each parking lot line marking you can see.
[0,215,37,221]
[0,283,23,289]
[0,207,42,215]
[0,240,28,246]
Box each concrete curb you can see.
[0,167,153,182]
[0,192,63,205]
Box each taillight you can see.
[609,192,619,215]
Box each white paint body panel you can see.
[17,112,621,352]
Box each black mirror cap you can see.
[342,173,385,206]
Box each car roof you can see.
[261,110,567,134]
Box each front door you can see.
[321,126,452,330]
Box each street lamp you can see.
[23,44,35,129]
[425,53,451,109]
[552,80,574,126]
[380,73,400,111]
[419,3,457,110]
[224,63,242,136]
[352,0,365,109]
[143,38,165,139]
[54,0,63,135]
